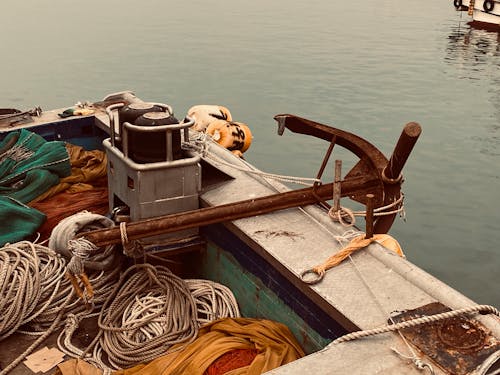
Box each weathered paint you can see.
[196,224,344,354]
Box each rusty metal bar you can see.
[365,194,374,239]
[373,122,422,234]
[383,122,422,183]
[315,136,337,182]
[82,176,381,247]
[333,160,342,212]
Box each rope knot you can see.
[64,313,80,332]
[119,222,144,258]
[328,206,356,226]
[67,256,85,276]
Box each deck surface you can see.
[199,143,500,375]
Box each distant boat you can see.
[454,0,500,30]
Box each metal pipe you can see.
[333,160,342,212]
[148,102,173,116]
[166,131,173,162]
[105,103,125,148]
[315,136,337,182]
[81,176,381,247]
[365,194,374,239]
[123,118,194,132]
[102,139,200,170]
[383,122,422,183]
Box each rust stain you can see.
[390,302,499,375]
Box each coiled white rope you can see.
[0,241,75,375]
[57,273,241,371]
[0,241,65,340]
[186,279,240,325]
[2,240,240,372]
[94,263,199,369]
[20,263,120,335]
[0,240,120,375]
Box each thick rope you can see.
[317,235,377,270]
[331,305,500,345]
[0,241,64,340]
[57,313,109,371]
[24,267,120,335]
[0,240,105,375]
[95,264,199,369]
[328,194,406,229]
[56,275,240,371]
[0,293,74,375]
[186,279,240,325]
[1,241,241,373]
[328,206,356,226]
[0,240,119,344]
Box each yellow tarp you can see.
[113,318,304,375]
[55,318,305,375]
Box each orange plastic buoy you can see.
[206,120,253,157]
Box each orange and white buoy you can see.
[206,120,252,157]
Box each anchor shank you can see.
[82,176,380,247]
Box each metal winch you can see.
[103,101,201,244]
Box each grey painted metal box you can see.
[103,138,201,241]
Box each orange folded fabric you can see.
[113,318,305,375]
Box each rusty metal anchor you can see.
[81,115,421,247]
[274,114,421,233]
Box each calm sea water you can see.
[1,0,499,305]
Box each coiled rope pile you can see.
[0,241,119,375]
[59,264,241,370]
[95,264,199,368]
[0,241,66,341]
[186,279,240,326]
[1,211,241,373]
